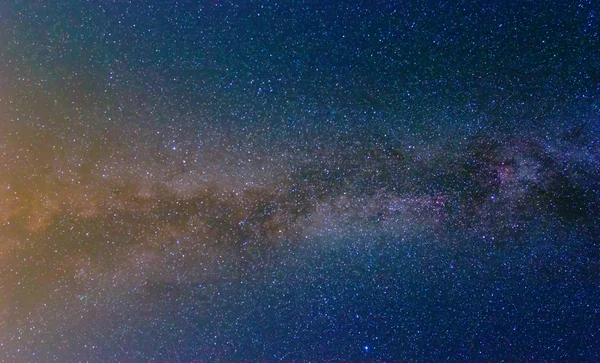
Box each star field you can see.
[1,0,599,361]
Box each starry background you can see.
[1,0,599,361]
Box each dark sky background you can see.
[1,0,599,361]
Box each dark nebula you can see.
[1,1,599,361]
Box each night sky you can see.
[1,0,600,361]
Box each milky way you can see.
[1,1,600,361]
